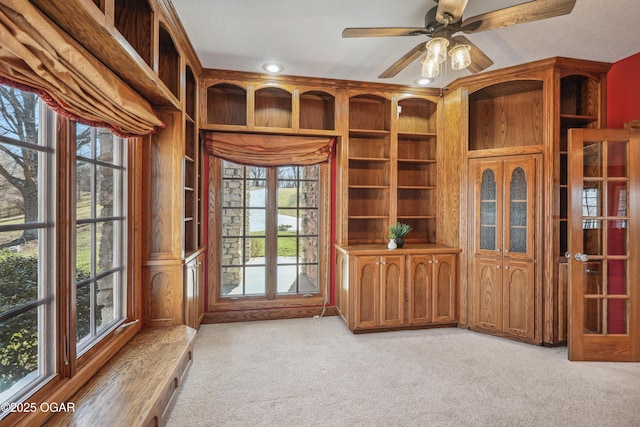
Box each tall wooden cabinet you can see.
[443,57,610,345]
[335,88,461,333]
[469,156,540,342]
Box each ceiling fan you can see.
[342,0,577,78]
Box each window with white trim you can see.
[74,124,127,354]
[0,86,55,404]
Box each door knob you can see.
[574,253,588,262]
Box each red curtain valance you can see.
[203,132,335,166]
[0,0,163,137]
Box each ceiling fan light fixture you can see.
[449,44,471,70]
[425,37,449,64]
[421,56,439,78]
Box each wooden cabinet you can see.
[468,155,540,343]
[445,58,610,345]
[184,250,205,329]
[203,76,337,134]
[352,254,405,329]
[473,258,535,339]
[336,245,459,332]
[407,253,457,325]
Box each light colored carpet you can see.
[167,317,640,427]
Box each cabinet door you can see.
[433,254,456,323]
[184,260,197,328]
[196,252,205,326]
[473,257,502,332]
[503,157,536,260]
[470,159,504,257]
[353,256,380,328]
[407,255,432,325]
[502,259,535,340]
[380,255,405,326]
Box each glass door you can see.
[568,128,640,361]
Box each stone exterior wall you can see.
[299,166,319,292]
[221,162,247,293]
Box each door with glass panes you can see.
[567,129,640,361]
[469,155,540,342]
[219,162,323,300]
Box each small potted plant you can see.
[388,222,412,249]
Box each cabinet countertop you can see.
[335,243,461,255]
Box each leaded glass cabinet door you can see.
[568,128,640,362]
[503,157,536,260]
[473,160,503,256]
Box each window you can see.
[74,124,127,354]
[219,161,325,301]
[0,86,55,404]
[0,84,131,416]
[582,187,599,229]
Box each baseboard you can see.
[202,306,338,323]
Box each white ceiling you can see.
[171,0,640,88]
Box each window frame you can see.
[0,98,56,407]
[210,157,330,311]
[0,88,142,424]
[72,123,128,356]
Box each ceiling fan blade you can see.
[378,42,428,78]
[436,0,469,24]
[450,35,494,73]
[460,0,576,34]
[342,27,429,38]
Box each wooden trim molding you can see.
[203,306,338,324]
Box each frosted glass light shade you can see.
[449,44,471,70]
[421,57,439,78]
[426,37,449,64]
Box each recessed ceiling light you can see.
[263,63,283,73]
[415,78,432,86]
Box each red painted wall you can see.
[607,52,640,128]
[606,52,640,333]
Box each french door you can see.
[568,128,640,361]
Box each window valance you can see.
[0,0,163,137]
[202,132,335,166]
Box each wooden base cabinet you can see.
[473,258,535,340]
[184,250,205,329]
[352,254,405,329]
[336,245,460,332]
[407,253,457,325]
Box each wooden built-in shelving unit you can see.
[442,57,610,345]
[202,75,338,135]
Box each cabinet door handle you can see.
[504,266,510,270]
[434,260,439,264]
[496,265,501,269]
[428,260,433,264]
